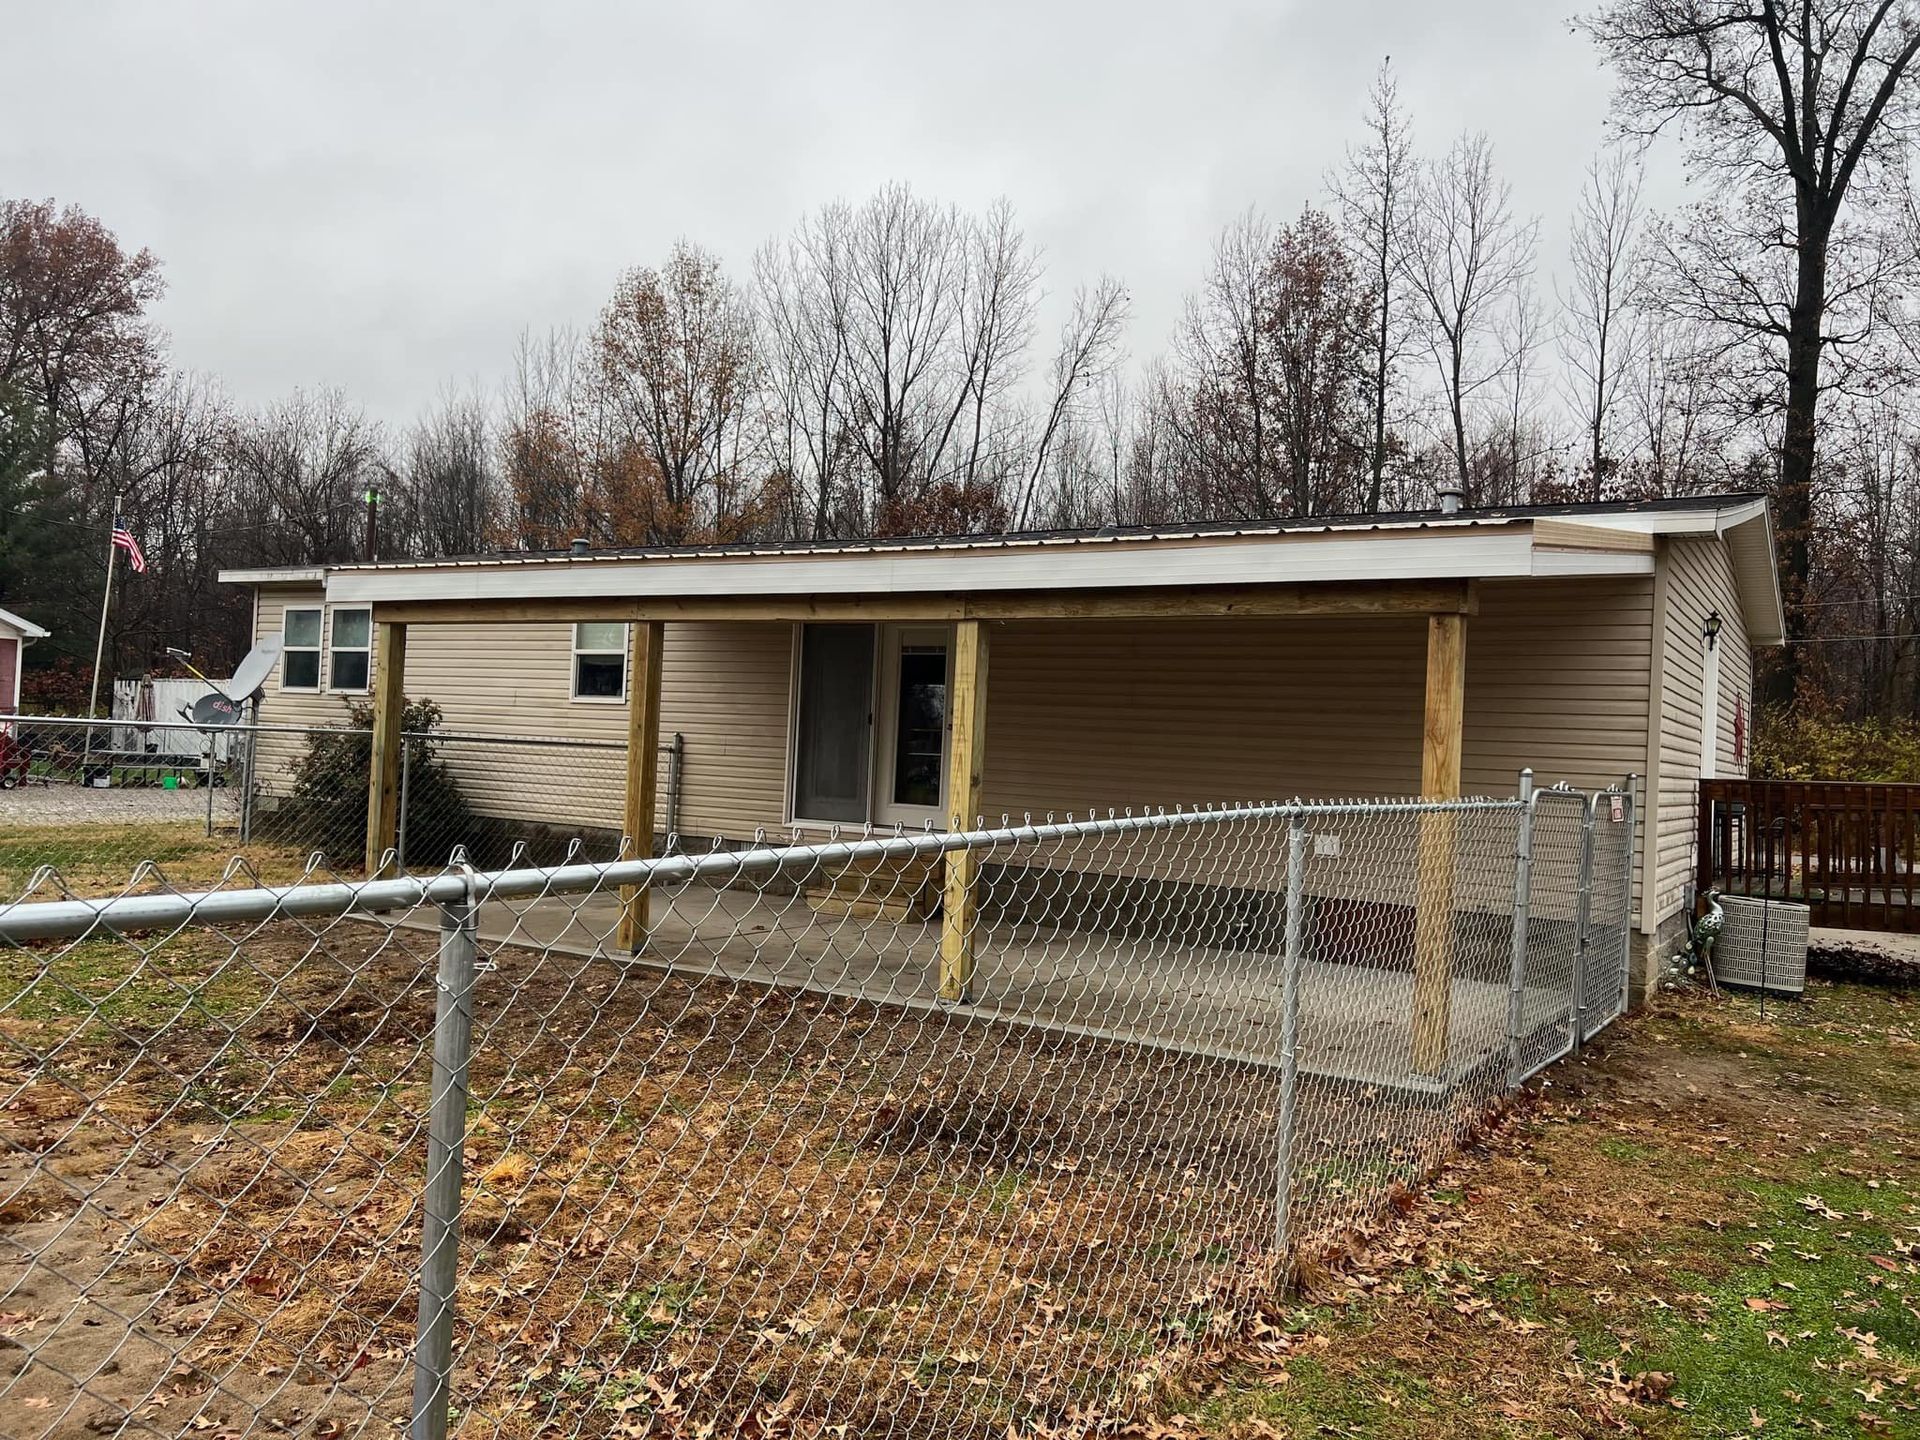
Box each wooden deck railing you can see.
[1697,779,1920,933]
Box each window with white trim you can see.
[572,622,627,701]
[281,608,322,691]
[329,608,372,692]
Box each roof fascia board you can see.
[218,567,329,586]
[325,530,1554,606]
[0,607,49,639]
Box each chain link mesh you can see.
[0,717,684,902]
[0,782,1635,1439]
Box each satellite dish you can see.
[228,634,283,703]
[188,693,245,727]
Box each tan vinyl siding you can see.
[245,574,1658,915]
[250,585,365,793]
[1653,536,1753,930]
[979,577,1651,816]
[979,577,1653,917]
[249,588,791,842]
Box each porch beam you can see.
[1411,611,1467,1074]
[616,620,666,952]
[370,579,1476,629]
[938,619,990,1003]
[364,620,407,876]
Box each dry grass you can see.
[0,819,318,902]
[3,919,1327,1438]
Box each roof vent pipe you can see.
[1437,479,1465,516]
[569,537,590,556]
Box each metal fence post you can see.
[239,710,258,844]
[204,731,217,838]
[1504,769,1537,1088]
[412,883,478,1440]
[1273,812,1308,1262]
[397,738,413,872]
[1570,793,1599,1050]
[666,732,684,846]
[1616,775,1639,1021]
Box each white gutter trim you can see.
[218,566,329,586]
[326,531,1582,605]
[0,606,50,640]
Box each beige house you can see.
[219,492,1781,997]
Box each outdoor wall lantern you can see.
[1703,610,1723,650]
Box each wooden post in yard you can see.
[365,620,407,876]
[617,621,665,952]
[1411,611,1466,1074]
[939,620,990,1002]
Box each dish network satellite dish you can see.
[179,636,283,728]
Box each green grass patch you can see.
[1619,1172,1918,1437]
[0,936,264,1029]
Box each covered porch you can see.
[335,514,1659,1077]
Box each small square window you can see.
[572,622,628,701]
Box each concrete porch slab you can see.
[382,882,1568,1097]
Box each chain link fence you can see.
[0,715,684,901]
[0,773,1633,1439]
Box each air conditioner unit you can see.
[1714,895,1809,996]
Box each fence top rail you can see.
[1701,778,1920,795]
[0,794,1526,944]
[0,713,356,740]
[0,714,686,752]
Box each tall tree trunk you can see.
[1369,267,1389,512]
[1766,223,1827,707]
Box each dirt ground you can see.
[0,915,1492,1440]
[5,904,1910,1440]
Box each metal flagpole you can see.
[82,506,120,771]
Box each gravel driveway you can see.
[0,782,219,827]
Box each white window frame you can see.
[873,624,953,828]
[785,622,955,829]
[571,621,629,704]
[327,606,373,695]
[279,606,323,693]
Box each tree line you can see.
[2,0,1918,726]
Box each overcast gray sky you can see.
[2,1,1679,425]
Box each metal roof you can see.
[313,492,1770,573]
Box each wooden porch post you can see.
[939,619,990,1002]
[617,620,666,952]
[1411,611,1466,1073]
[365,620,407,876]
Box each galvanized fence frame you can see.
[0,778,1637,1439]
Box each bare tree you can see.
[1168,212,1279,516]
[404,387,501,556]
[223,389,385,567]
[1014,276,1130,526]
[1400,132,1540,500]
[1581,0,1920,700]
[1330,58,1417,512]
[1559,149,1648,499]
[597,241,759,544]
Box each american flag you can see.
[111,521,147,574]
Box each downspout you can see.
[1638,539,1670,987]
